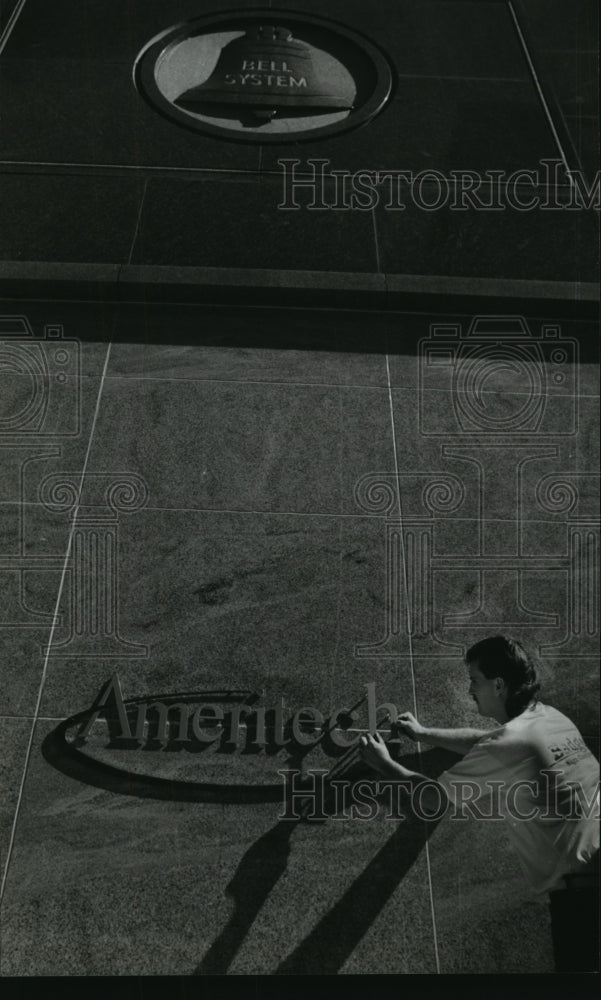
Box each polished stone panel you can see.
[0,355,107,714]
[0,602,55,716]
[0,172,143,263]
[0,628,47,716]
[1,381,107,505]
[108,304,389,387]
[539,50,599,117]
[386,368,597,683]
[376,186,600,282]
[0,716,33,872]
[543,657,600,737]
[0,505,71,715]
[0,372,108,550]
[334,855,438,974]
[38,508,396,717]
[272,0,532,80]
[512,1,599,181]
[84,378,395,515]
[0,59,261,171]
[513,0,598,54]
[130,175,377,272]
[262,79,560,175]
[400,530,601,672]
[411,657,476,731]
[0,719,239,975]
[2,0,263,62]
[566,115,600,181]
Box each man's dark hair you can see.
[466,635,541,719]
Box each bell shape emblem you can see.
[176,25,355,119]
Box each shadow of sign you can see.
[41,684,286,803]
[274,748,455,975]
[194,748,456,975]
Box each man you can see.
[360,635,600,972]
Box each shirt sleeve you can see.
[438,737,507,806]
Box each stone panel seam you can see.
[385,352,442,973]
[0,342,113,902]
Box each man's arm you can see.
[395,711,491,756]
[360,732,447,813]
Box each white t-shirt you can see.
[438,702,600,892]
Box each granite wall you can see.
[0,301,598,975]
[0,0,599,980]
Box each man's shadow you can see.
[194,817,298,975]
[194,746,458,975]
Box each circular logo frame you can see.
[134,8,395,144]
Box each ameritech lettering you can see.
[78,673,399,752]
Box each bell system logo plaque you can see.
[134,9,394,142]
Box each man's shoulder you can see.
[478,703,567,756]
[521,701,580,734]
[509,702,597,767]
[507,701,568,728]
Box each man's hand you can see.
[360,732,431,789]
[393,712,425,742]
[360,732,395,776]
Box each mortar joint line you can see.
[0,341,113,903]
[0,0,28,55]
[127,177,149,266]
[385,351,441,974]
[507,1,573,183]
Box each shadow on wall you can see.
[41,697,284,804]
[195,748,456,976]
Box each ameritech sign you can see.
[40,675,402,804]
[78,673,399,750]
